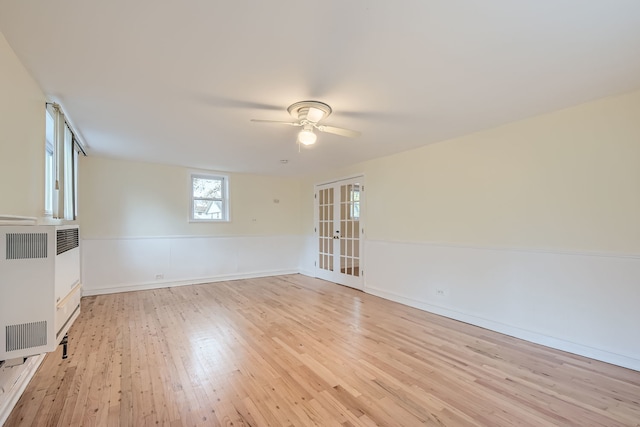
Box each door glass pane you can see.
[336,183,361,278]
[318,187,334,272]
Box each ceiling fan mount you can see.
[251,100,360,146]
[287,101,332,122]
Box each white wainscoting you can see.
[298,235,318,278]
[83,233,640,371]
[361,239,640,371]
[82,235,303,296]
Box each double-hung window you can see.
[190,173,229,221]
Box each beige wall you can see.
[79,156,302,238]
[299,90,640,369]
[0,32,46,217]
[303,89,640,255]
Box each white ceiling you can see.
[1,1,640,176]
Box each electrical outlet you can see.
[155,274,164,280]
[436,288,446,297]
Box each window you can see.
[45,103,83,220]
[190,174,229,221]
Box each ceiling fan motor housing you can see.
[288,101,332,122]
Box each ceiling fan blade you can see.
[316,125,361,138]
[250,119,301,126]
[198,95,282,111]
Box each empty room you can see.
[1,1,639,426]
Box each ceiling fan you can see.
[251,101,361,146]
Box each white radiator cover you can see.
[0,225,81,360]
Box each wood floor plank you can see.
[5,274,640,426]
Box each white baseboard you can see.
[365,285,640,372]
[298,268,315,277]
[0,354,46,426]
[82,269,299,296]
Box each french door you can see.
[315,176,364,289]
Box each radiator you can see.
[0,224,81,360]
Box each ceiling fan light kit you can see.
[298,124,317,145]
[251,100,360,147]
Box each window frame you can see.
[45,103,83,221]
[189,173,230,222]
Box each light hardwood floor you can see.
[5,274,640,426]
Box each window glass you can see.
[190,174,228,221]
[44,109,54,215]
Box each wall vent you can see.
[57,228,79,255]
[6,321,47,352]
[6,233,48,260]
